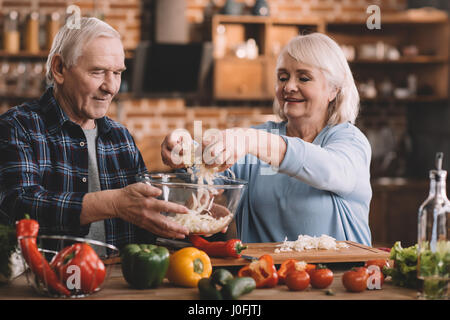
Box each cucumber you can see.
[210,268,234,287]
[198,277,223,300]
[221,277,256,300]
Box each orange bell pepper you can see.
[166,247,212,288]
[277,259,316,284]
[237,254,278,288]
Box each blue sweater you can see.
[230,121,372,246]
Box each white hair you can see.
[274,33,360,125]
[45,17,121,84]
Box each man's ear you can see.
[51,54,65,85]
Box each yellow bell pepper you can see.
[167,247,212,287]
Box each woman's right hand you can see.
[161,129,194,169]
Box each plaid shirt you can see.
[0,87,153,249]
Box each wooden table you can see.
[0,263,418,300]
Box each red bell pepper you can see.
[277,259,316,284]
[237,254,278,288]
[16,215,71,296]
[50,242,106,294]
[188,235,247,258]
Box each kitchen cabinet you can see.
[211,14,325,100]
[369,178,430,247]
[211,10,449,102]
[326,10,449,104]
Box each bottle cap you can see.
[430,152,446,181]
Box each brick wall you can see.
[0,0,142,50]
[108,98,278,171]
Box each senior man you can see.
[0,17,189,249]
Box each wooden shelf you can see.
[213,14,271,24]
[361,95,448,103]
[212,11,449,102]
[327,10,449,25]
[350,56,448,64]
[0,50,49,58]
[0,49,134,59]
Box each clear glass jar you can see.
[25,12,40,53]
[3,11,20,54]
[46,12,60,51]
[417,152,450,299]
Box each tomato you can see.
[342,267,369,292]
[364,259,390,275]
[285,270,310,291]
[277,259,316,284]
[309,265,333,289]
[305,263,317,275]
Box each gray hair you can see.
[45,17,121,84]
[274,33,360,125]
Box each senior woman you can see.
[161,33,372,246]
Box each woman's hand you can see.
[161,129,195,169]
[202,128,256,171]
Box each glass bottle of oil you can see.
[417,152,450,299]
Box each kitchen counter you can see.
[0,263,418,300]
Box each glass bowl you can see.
[17,235,119,298]
[138,172,247,235]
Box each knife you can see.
[241,254,258,261]
[155,237,191,249]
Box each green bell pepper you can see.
[121,244,170,289]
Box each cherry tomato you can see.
[285,270,310,291]
[277,259,316,284]
[309,265,334,289]
[342,267,369,292]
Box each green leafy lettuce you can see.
[384,241,419,289]
[0,224,16,283]
[385,240,450,298]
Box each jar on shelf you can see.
[417,152,450,300]
[46,12,60,51]
[3,11,20,54]
[25,12,40,53]
[0,61,10,95]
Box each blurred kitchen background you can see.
[0,0,449,247]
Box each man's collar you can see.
[39,86,112,135]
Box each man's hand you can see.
[161,129,194,169]
[81,182,190,239]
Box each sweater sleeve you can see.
[278,124,371,197]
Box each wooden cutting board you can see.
[210,241,390,266]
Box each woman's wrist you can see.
[246,130,286,167]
